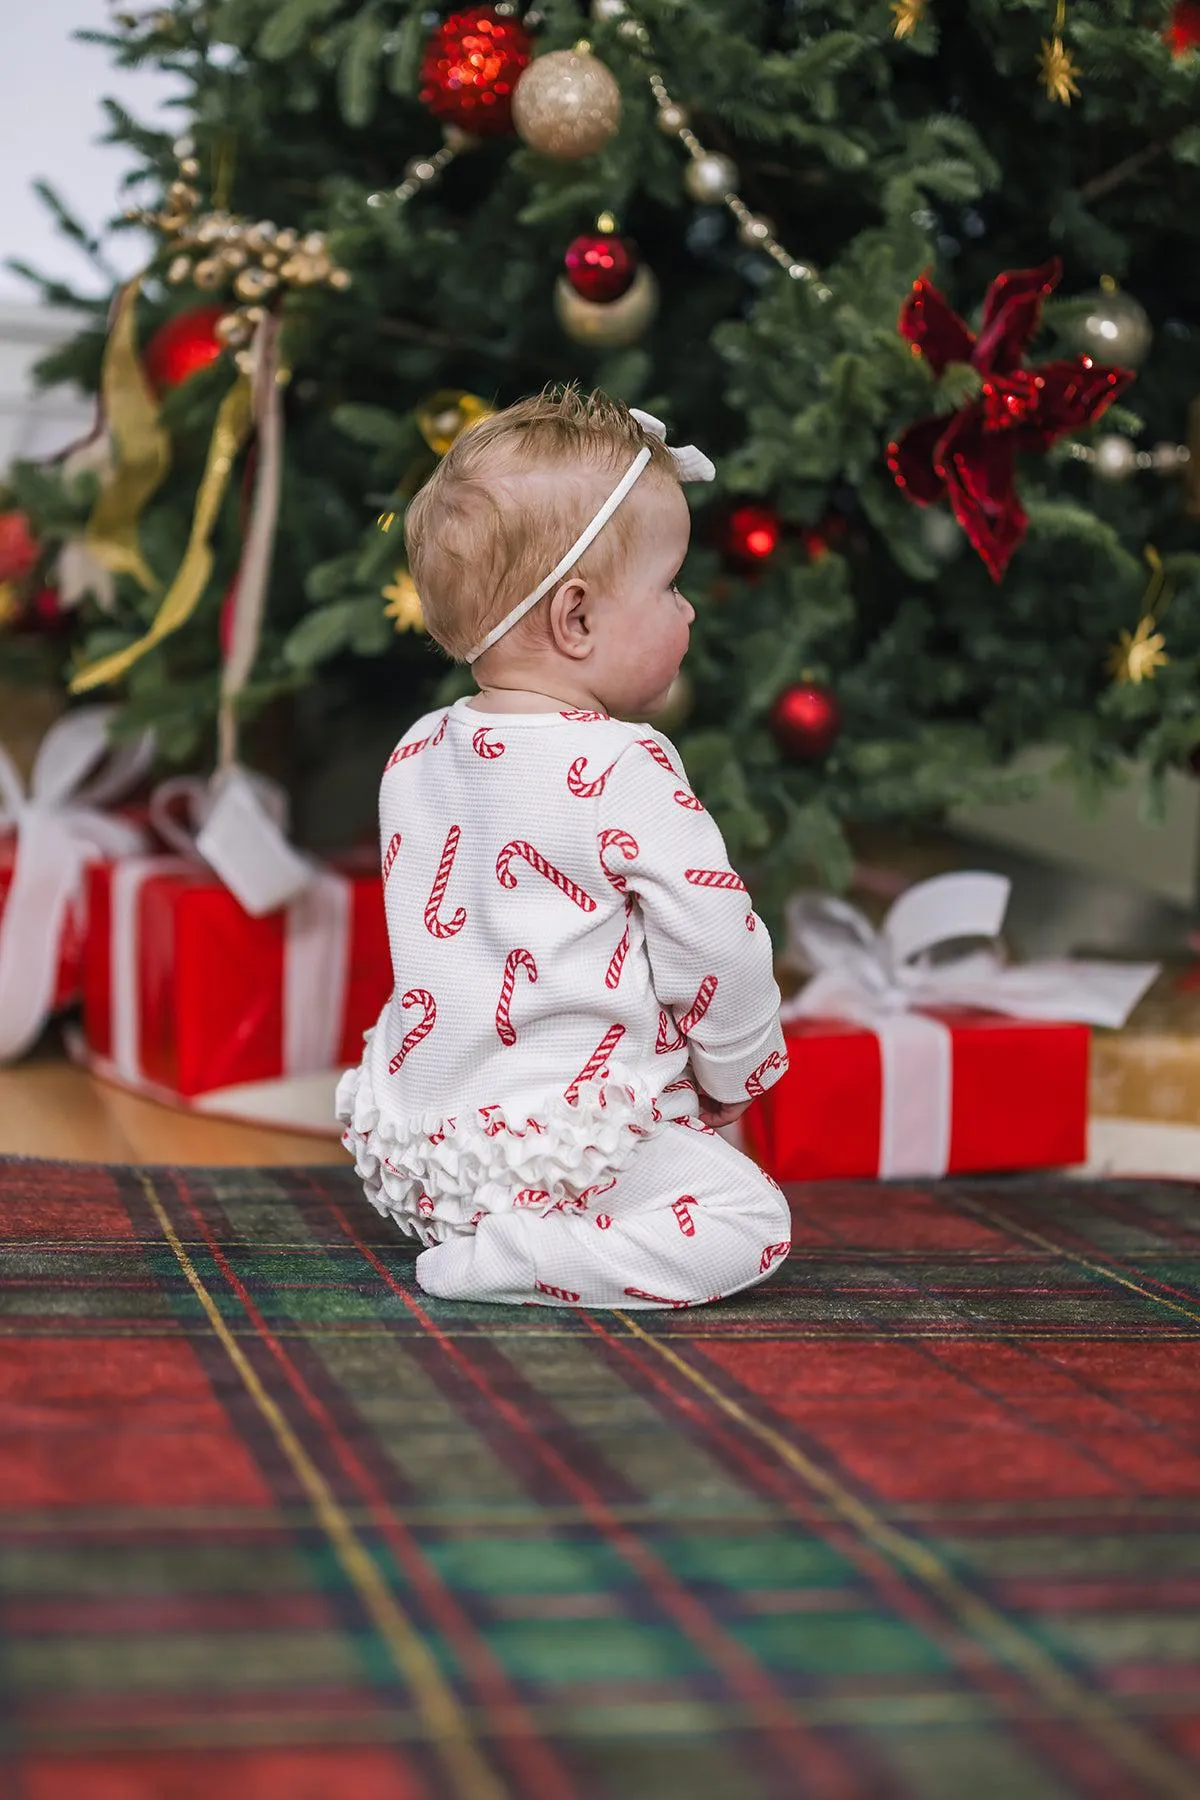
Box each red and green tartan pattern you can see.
[1,1158,1199,1800]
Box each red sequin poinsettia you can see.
[888,259,1133,580]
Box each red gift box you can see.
[742,1010,1091,1182]
[82,849,390,1098]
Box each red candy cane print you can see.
[424,825,466,938]
[388,989,436,1073]
[656,976,718,1053]
[684,868,748,892]
[472,726,505,759]
[536,1280,582,1301]
[746,914,757,931]
[624,1287,691,1310]
[382,832,402,882]
[567,754,618,799]
[672,1196,697,1238]
[565,1024,626,1102]
[760,1240,791,1274]
[514,1188,551,1208]
[637,737,679,776]
[746,1050,787,1098]
[661,1077,696,1098]
[595,1214,613,1230]
[560,708,608,722]
[576,1176,617,1205]
[674,789,704,812]
[597,828,639,894]
[495,948,538,1046]
[384,713,448,770]
[496,841,597,911]
[605,897,633,990]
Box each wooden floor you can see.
[0,1043,347,1166]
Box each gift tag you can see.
[196,767,314,916]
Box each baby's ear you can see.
[548,578,593,658]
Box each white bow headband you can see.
[465,408,715,665]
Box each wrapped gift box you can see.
[742,1010,1092,1182]
[1091,969,1200,1126]
[82,849,390,1099]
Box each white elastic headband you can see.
[465,408,715,665]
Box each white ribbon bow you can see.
[779,871,1159,1178]
[630,409,716,484]
[0,707,154,1064]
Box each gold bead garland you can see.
[592,6,829,299]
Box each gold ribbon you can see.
[71,371,253,694]
[84,279,171,592]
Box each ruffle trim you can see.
[336,1052,666,1244]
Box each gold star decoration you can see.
[1108,616,1168,686]
[383,571,425,634]
[1040,1,1080,104]
[891,0,926,39]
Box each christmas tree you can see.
[6,0,1200,917]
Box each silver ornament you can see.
[590,0,627,17]
[554,265,660,348]
[656,101,689,135]
[1092,434,1138,481]
[683,152,738,205]
[1068,287,1153,369]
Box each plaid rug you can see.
[1,1160,1198,1800]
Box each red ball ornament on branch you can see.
[419,6,533,137]
[769,683,842,761]
[722,504,782,568]
[1168,1,1200,54]
[144,305,226,393]
[0,510,39,584]
[888,259,1132,581]
[564,231,637,304]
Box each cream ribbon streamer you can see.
[780,871,1159,1178]
[0,708,154,1064]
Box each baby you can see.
[337,388,791,1309]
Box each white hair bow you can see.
[630,409,716,484]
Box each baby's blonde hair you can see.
[405,386,679,663]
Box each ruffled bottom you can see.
[336,1048,673,1247]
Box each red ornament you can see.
[723,504,782,567]
[28,587,68,633]
[1167,1,1200,54]
[144,305,226,393]
[419,7,532,137]
[769,683,842,761]
[888,260,1132,581]
[564,232,637,303]
[0,510,38,585]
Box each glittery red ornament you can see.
[144,305,225,393]
[769,683,842,761]
[419,7,533,137]
[1168,1,1200,54]
[0,510,38,584]
[888,259,1132,581]
[722,504,782,567]
[564,231,637,303]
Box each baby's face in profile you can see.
[589,476,694,721]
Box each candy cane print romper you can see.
[337,698,792,1309]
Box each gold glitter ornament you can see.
[512,47,622,160]
[1108,615,1168,685]
[383,570,426,633]
[415,390,496,456]
[554,264,659,347]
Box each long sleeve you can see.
[597,731,787,1104]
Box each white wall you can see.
[0,0,181,301]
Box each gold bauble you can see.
[554,264,659,348]
[234,266,278,301]
[684,151,739,205]
[192,257,225,290]
[643,670,693,733]
[415,389,496,456]
[512,49,621,161]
